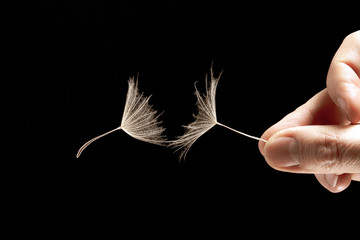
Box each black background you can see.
[5,1,359,235]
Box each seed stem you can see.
[76,127,122,158]
[216,122,267,143]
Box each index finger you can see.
[258,89,347,156]
[327,30,360,123]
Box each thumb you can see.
[264,125,360,174]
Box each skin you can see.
[258,31,360,193]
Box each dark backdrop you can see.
[5,1,359,236]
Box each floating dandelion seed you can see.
[170,67,267,160]
[76,77,167,158]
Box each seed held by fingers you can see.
[169,67,266,160]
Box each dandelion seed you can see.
[170,67,267,160]
[76,77,166,158]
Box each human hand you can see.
[259,31,360,193]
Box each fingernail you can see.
[325,174,338,188]
[337,97,350,120]
[265,137,300,167]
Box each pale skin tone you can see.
[259,30,360,193]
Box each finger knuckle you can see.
[315,134,341,170]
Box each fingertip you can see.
[329,84,360,123]
[331,174,352,193]
[315,174,352,193]
[263,135,300,170]
[346,88,360,123]
[258,134,267,156]
[258,125,285,157]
